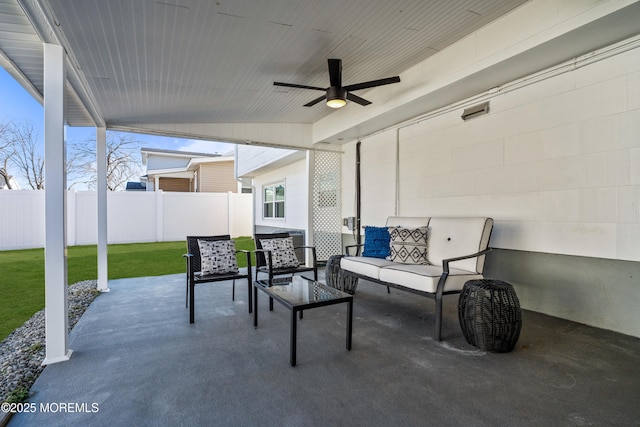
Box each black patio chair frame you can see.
[253,233,318,286]
[184,235,252,323]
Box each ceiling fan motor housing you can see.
[326,86,347,108]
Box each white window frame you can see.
[262,181,285,220]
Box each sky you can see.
[0,67,234,189]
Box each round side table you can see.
[458,279,522,352]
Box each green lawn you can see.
[0,237,255,341]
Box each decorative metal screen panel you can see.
[313,151,342,262]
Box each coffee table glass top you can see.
[255,276,350,307]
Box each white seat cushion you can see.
[427,217,493,273]
[378,263,483,293]
[340,256,395,280]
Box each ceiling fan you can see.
[274,58,400,108]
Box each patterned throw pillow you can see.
[362,226,391,258]
[197,239,239,275]
[260,237,300,269]
[387,227,429,264]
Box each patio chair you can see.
[253,233,318,286]
[184,235,252,323]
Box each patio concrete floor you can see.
[7,271,640,426]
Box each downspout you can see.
[356,140,361,246]
[395,128,400,216]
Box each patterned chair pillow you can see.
[260,237,300,269]
[387,227,429,264]
[197,239,239,275]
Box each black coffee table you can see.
[253,275,353,366]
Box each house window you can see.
[263,182,285,219]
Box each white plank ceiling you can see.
[0,0,528,129]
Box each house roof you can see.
[1,1,639,148]
[140,147,222,158]
[142,147,234,178]
[140,147,225,166]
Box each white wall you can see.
[0,190,253,250]
[338,39,640,337]
[253,157,309,233]
[146,154,190,171]
[342,43,640,263]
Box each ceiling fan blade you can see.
[274,82,326,91]
[304,95,326,107]
[346,93,371,106]
[328,59,342,88]
[343,76,400,92]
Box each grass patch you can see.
[5,387,30,404]
[0,237,256,341]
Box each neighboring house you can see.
[236,145,306,234]
[140,147,244,193]
[236,145,337,262]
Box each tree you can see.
[0,120,10,153]
[0,121,14,189]
[5,122,44,189]
[0,119,142,191]
[70,133,142,191]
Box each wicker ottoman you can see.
[458,279,522,352]
[325,255,359,295]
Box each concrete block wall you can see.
[395,45,640,262]
[340,42,640,337]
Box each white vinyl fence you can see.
[0,190,254,250]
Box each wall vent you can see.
[461,101,490,120]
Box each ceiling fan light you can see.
[327,98,347,108]
[326,86,347,108]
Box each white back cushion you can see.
[427,217,493,273]
[385,216,430,228]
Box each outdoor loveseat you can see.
[337,216,493,341]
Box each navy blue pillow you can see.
[362,226,391,258]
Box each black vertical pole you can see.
[356,140,361,246]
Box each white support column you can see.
[96,127,109,292]
[43,43,71,365]
[305,150,315,267]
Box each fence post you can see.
[227,191,232,236]
[156,190,164,242]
